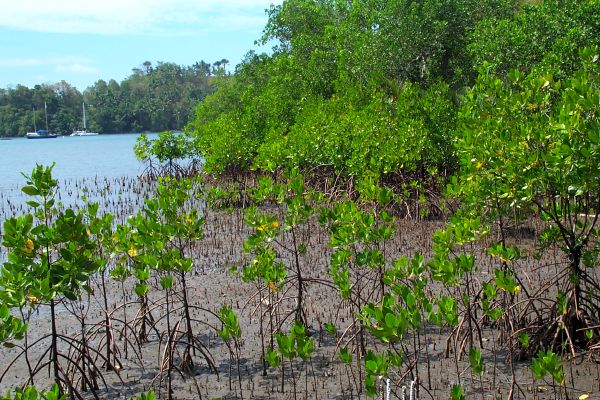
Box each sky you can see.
[0,0,282,91]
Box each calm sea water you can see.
[0,133,156,192]
[0,133,160,262]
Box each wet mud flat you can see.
[0,178,599,399]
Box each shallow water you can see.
[0,133,158,263]
[0,133,156,195]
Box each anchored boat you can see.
[26,103,58,139]
[71,103,99,136]
[26,130,58,139]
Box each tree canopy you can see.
[188,0,599,184]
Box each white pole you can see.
[385,378,391,400]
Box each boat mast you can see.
[44,102,49,131]
[83,103,87,130]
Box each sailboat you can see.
[26,103,58,139]
[71,103,99,136]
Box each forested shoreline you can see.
[0,60,228,137]
[187,0,598,189]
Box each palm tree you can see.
[212,60,222,75]
[220,58,229,73]
[193,60,211,76]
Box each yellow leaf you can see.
[267,281,278,292]
[257,224,267,232]
[24,239,34,253]
[578,394,589,400]
[128,247,138,257]
[271,220,280,228]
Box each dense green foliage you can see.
[188,0,598,186]
[0,60,227,136]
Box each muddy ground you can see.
[1,178,599,399]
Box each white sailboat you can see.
[71,103,99,136]
[26,103,58,139]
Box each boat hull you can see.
[26,132,58,139]
[71,130,99,136]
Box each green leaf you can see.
[265,348,281,368]
[384,312,398,329]
[160,275,174,289]
[21,186,39,196]
[468,348,485,375]
[450,384,465,400]
[134,283,149,297]
[519,332,530,349]
[366,359,378,374]
[324,322,337,336]
[339,347,352,364]
[585,330,593,340]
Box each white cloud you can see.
[0,58,45,67]
[0,0,278,35]
[55,63,100,74]
[0,56,99,75]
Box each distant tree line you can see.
[0,59,229,137]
